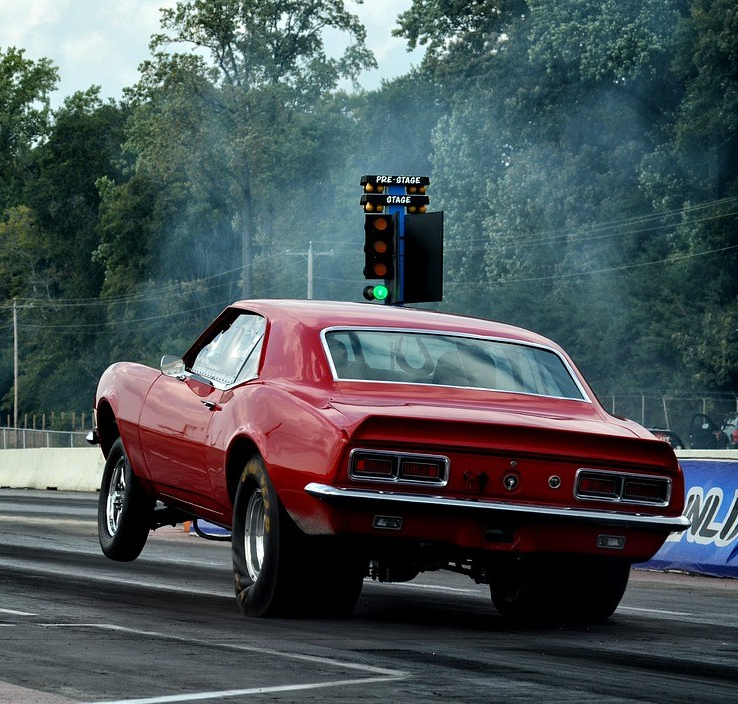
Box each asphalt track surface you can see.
[1,490,737,704]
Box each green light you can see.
[363,284,390,302]
[373,285,389,301]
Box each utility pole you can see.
[286,242,334,299]
[13,298,18,428]
[307,241,314,300]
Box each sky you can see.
[0,0,424,108]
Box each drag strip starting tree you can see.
[360,175,443,306]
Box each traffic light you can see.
[359,175,443,305]
[364,213,396,280]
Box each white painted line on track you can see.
[39,623,407,704]
[0,608,36,616]
[0,515,93,527]
[619,606,693,617]
[41,623,406,677]
[389,581,484,595]
[86,676,403,704]
[0,557,233,600]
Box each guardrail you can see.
[0,427,89,450]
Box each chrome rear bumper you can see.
[304,482,690,533]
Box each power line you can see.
[1,194,735,316]
[16,298,231,332]
[445,206,738,253]
[444,194,738,248]
[445,242,738,288]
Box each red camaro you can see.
[90,300,688,620]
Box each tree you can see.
[0,90,134,419]
[125,0,376,297]
[638,0,738,391]
[396,0,707,394]
[0,47,58,211]
[24,88,128,299]
[0,205,55,299]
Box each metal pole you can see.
[13,298,18,429]
[307,241,314,300]
[286,244,333,300]
[386,185,405,305]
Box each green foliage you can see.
[121,0,377,300]
[0,205,56,298]
[403,0,738,401]
[153,0,375,93]
[0,46,58,210]
[0,0,736,429]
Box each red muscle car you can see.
[90,299,688,621]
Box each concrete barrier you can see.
[0,447,104,492]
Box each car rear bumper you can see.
[304,482,690,533]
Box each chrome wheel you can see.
[106,456,126,536]
[244,488,266,582]
[98,438,153,562]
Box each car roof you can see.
[231,299,562,350]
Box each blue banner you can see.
[637,459,738,578]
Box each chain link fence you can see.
[599,391,738,447]
[0,427,90,449]
[2,392,737,451]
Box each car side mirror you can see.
[161,355,185,378]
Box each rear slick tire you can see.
[490,555,630,623]
[97,437,154,562]
[231,455,365,618]
[231,455,302,617]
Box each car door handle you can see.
[201,400,220,411]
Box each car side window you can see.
[191,313,266,387]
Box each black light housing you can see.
[364,213,396,280]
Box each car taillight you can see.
[349,450,448,486]
[353,455,395,478]
[578,475,621,499]
[576,469,670,506]
[399,459,444,482]
[623,479,669,504]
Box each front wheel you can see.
[97,437,154,561]
[490,555,630,623]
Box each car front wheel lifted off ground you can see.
[97,437,154,561]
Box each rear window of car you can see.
[323,329,586,401]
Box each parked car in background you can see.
[688,413,729,449]
[90,300,688,622]
[721,413,738,449]
[647,428,685,450]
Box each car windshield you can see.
[324,329,586,401]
